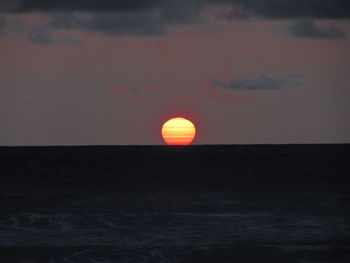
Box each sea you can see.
[0,144,349,262]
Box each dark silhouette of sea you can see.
[0,144,349,262]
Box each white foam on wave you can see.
[174,212,273,217]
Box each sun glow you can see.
[161,117,196,145]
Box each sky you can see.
[1,0,350,145]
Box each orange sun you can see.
[161,117,196,145]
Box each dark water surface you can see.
[1,145,349,262]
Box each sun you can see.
[161,117,196,145]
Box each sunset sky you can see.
[1,0,350,145]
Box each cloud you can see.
[286,20,344,39]
[1,0,162,13]
[62,36,83,45]
[0,15,7,35]
[1,1,349,38]
[28,26,54,43]
[2,0,350,19]
[216,0,350,20]
[0,15,23,36]
[213,74,302,90]
[49,12,166,36]
[108,83,163,105]
[47,0,205,36]
[0,15,84,45]
[128,86,143,93]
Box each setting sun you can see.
[161,117,196,145]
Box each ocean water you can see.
[0,145,349,262]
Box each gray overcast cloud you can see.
[213,74,302,90]
[1,0,350,19]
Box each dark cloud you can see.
[47,1,202,36]
[62,36,83,45]
[128,86,143,93]
[28,26,54,43]
[0,15,23,36]
[1,1,349,38]
[0,0,161,13]
[0,1,20,12]
[1,0,350,19]
[216,0,350,19]
[286,20,344,39]
[50,13,166,36]
[213,74,302,90]
[0,15,7,35]
[0,15,84,45]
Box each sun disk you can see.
[161,117,196,145]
